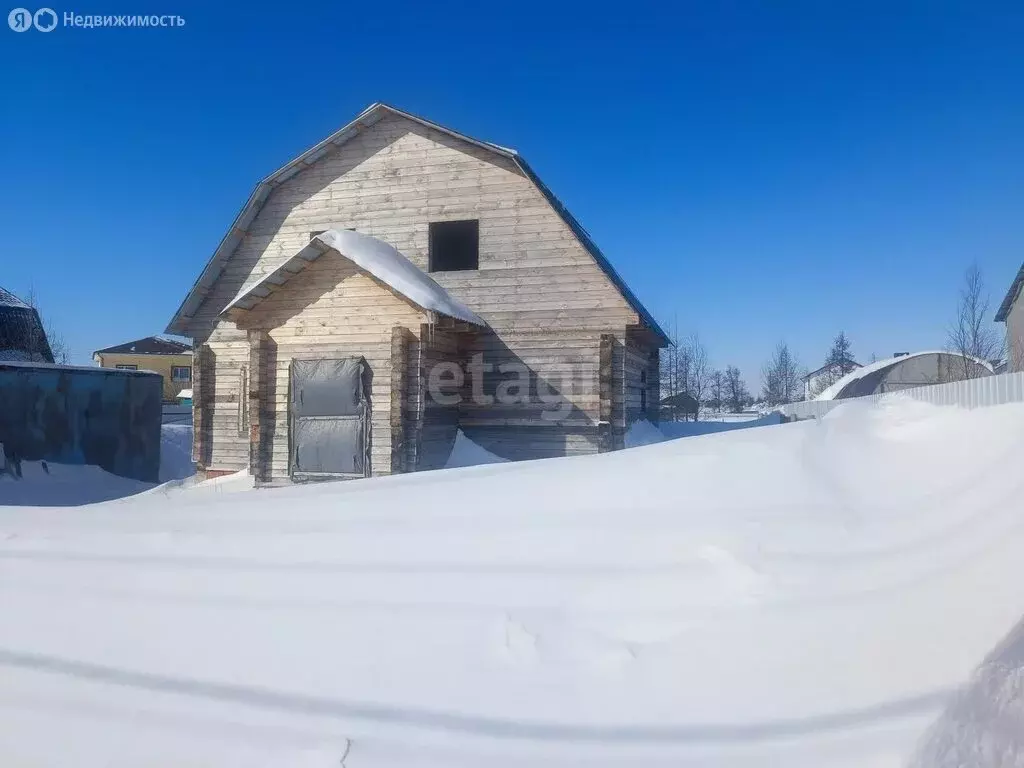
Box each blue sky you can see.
[2,0,1022,384]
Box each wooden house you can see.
[167,103,667,482]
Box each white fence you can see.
[777,371,1024,421]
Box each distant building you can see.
[93,336,192,403]
[802,360,862,400]
[815,351,993,401]
[995,262,1023,372]
[660,392,699,421]
[0,286,52,363]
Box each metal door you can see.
[289,357,370,479]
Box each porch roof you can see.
[221,229,487,326]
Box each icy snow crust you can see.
[2,398,1024,766]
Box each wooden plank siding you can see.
[183,111,652,475]
[623,337,659,426]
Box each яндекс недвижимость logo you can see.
[8,8,184,30]
[8,7,56,31]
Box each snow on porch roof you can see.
[222,229,487,326]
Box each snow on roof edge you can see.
[224,230,486,327]
[317,230,485,325]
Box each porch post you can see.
[599,333,614,452]
[247,329,269,483]
[192,343,211,469]
[390,325,411,474]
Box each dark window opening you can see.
[429,220,479,272]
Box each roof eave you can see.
[995,263,1024,322]
[511,156,670,346]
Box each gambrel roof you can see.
[166,103,668,343]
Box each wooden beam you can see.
[390,325,410,474]
[192,344,212,470]
[598,333,614,452]
[247,330,269,484]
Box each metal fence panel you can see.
[0,363,162,482]
[778,371,1024,421]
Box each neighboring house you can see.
[995,261,1023,372]
[660,392,699,422]
[815,351,993,400]
[167,102,667,482]
[802,360,862,400]
[93,336,193,403]
[0,286,53,363]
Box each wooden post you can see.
[247,330,268,483]
[390,325,409,474]
[192,344,211,469]
[649,346,660,424]
[598,333,614,452]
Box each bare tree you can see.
[761,361,780,407]
[724,365,749,413]
[26,288,70,364]
[659,318,688,406]
[762,342,803,406]
[947,263,1003,378]
[780,342,803,404]
[682,334,711,419]
[709,369,724,412]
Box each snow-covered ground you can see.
[626,413,782,447]
[158,424,196,482]
[1,398,1024,766]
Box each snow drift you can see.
[625,413,784,447]
[1,398,1024,766]
[0,424,195,506]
